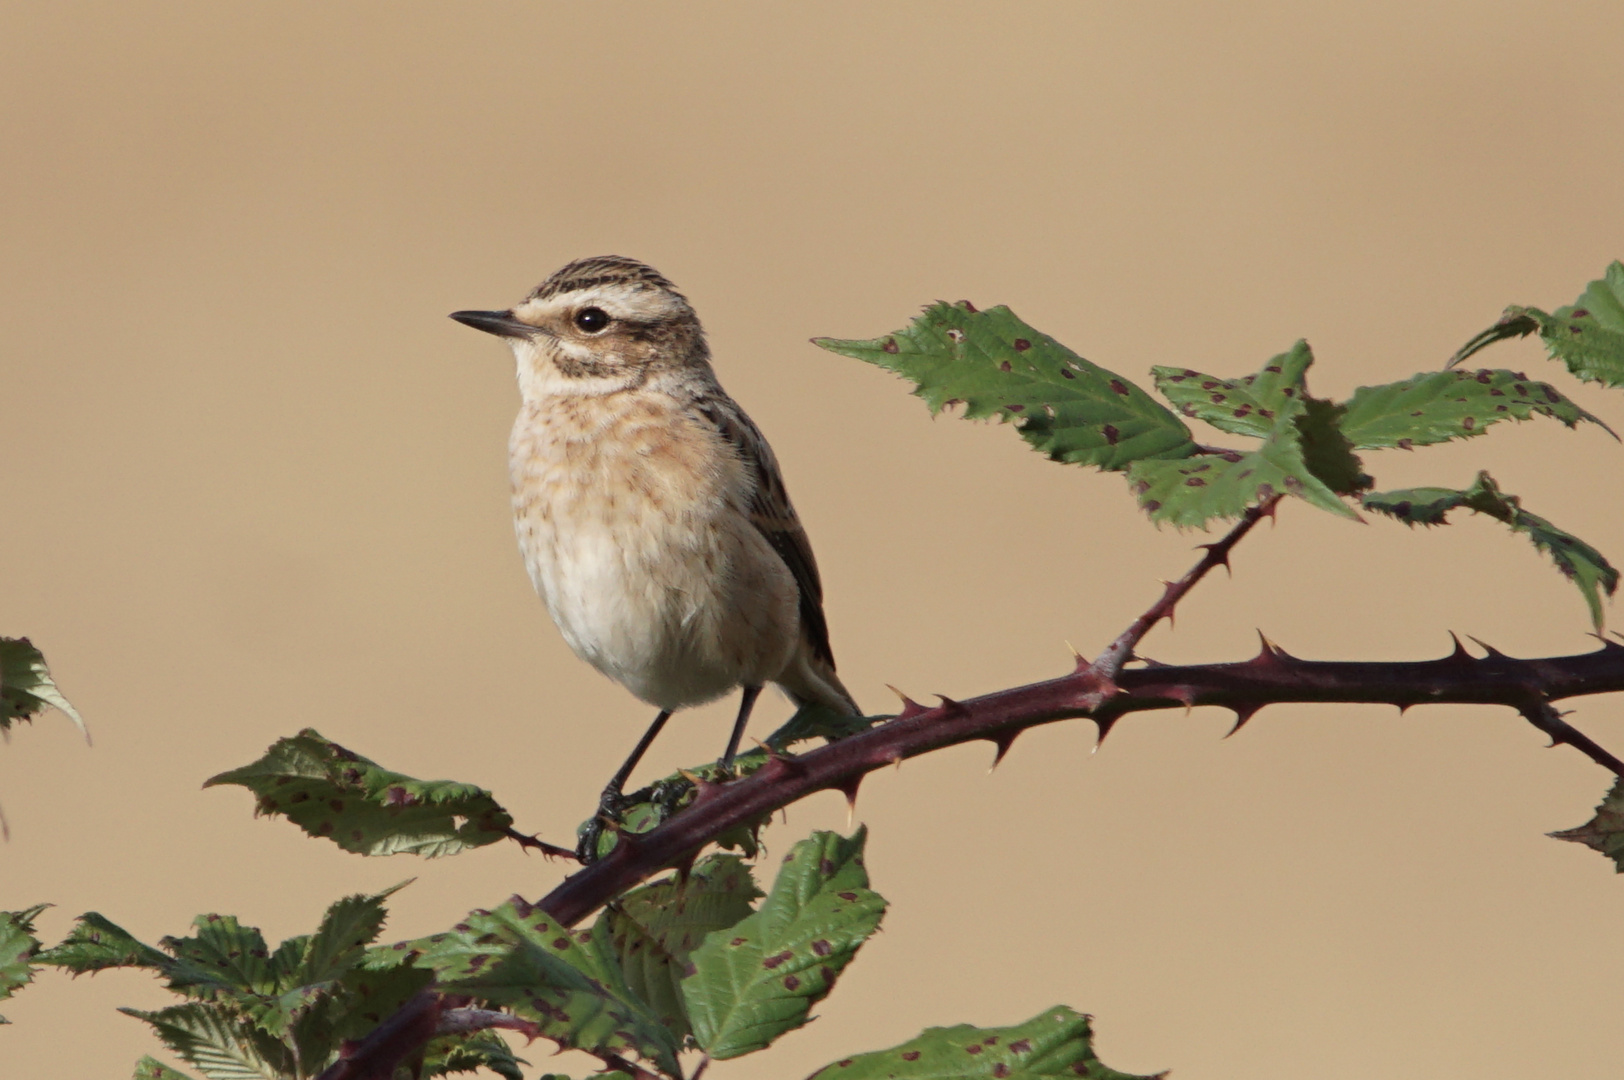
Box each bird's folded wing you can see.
[689,398,837,669]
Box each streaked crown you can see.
[528,256,685,304]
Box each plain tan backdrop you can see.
[5,3,1624,1078]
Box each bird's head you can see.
[452,256,710,398]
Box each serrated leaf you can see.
[809,1005,1161,1080]
[683,827,886,1060]
[120,1003,294,1080]
[1550,777,1624,871]
[1363,470,1618,629]
[1450,261,1624,387]
[0,636,85,739]
[413,898,680,1076]
[204,729,512,858]
[1339,367,1615,449]
[818,302,1197,470]
[604,854,763,1040]
[423,1030,527,1080]
[44,912,195,980]
[294,883,409,989]
[1130,343,1361,527]
[1152,340,1315,439]
[134,1056,201,1080]
[328,962,433,1043]
[0,904,48,1023]
[160,916,277,998]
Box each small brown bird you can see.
[451,257,859,845]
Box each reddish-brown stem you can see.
[1091,496,1279,680]
[314,512,1624,1079]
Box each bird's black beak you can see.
[449,309,533,339]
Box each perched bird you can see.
[451,257,859,849]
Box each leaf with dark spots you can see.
[1363,471,1618,629]
[817,303,1196,471]
[1339,367,1613,449]
[807,1005,1158,1080]
[602,854,762,1042]
[408,899,679,1075]
[204,729,512,858]
[1449,261,1624,387]
[683,829,885,1060]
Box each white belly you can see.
[509,398,798,711]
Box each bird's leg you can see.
[579,709,672,863]
[721,685,764,771]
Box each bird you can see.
[451,256,859,855]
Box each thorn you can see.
[1466,635,1508,659]
[1247,631,1281,665]
[887,685,930,720]
[1224,703,1262,736]
[1092,716,1118,747]
[988,731,1018,771]
[1597,632,1624,653]
[1194,541,1234,576]
[1137,655,1170,668]
[935,694,970,719]
[1159,684,1197,708]
[758,752,806,779]
[1065,639,1082,661]
[1444,632,1473,664]
[835,776,862,815]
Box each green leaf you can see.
[0,637,85,739]
[44,912,192,980]
[119,1003,294,1080]
[422,1031,527,1080]
[204,729,512,858]
[0,904,48,1023]
[817,302,1197,470]
[1363,471,1619,629]
[1450,261,1624,387]
[160,916,277,998]
[1550,778,1624,871]
[809,1005,1161,1080]
[293,883,409,989]
[604,854,763,1040]
[682,827,886,1060]
[134,1056,201,1080]
[412,898,680,1076]
[1130,343,1362,527]
[1152,341,1316,439]
[1339,368,1615,450]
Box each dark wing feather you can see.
[691,399,837,668]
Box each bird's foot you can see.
[576,787,627,864]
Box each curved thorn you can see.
[1224,703,1261,737]
[989,731,1018,771]
[886,685,930,720]
[1467,635,1508,659]
[1445,632,1473,663]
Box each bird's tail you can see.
[777,639,861,717]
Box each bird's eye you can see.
[573,307,610,333]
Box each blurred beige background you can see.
[5,3,1624,1077]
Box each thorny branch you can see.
[315,508,1624,1079]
